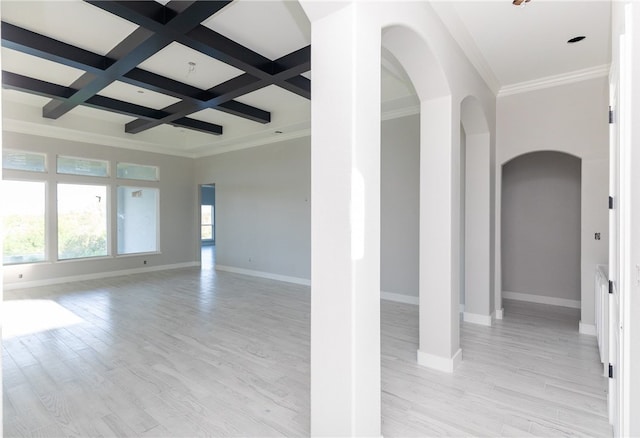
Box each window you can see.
[2,180,46,264]
[3,150,47,173]
[57,184,108,260]
[117,163,158,181]
[117,187,159,254]
[57,156,108,177]
[201,205,214,241]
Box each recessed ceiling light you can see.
[567,36,586,43]
[137,90,145,94]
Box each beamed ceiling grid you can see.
[1,0,311,137]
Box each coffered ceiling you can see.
[1,1,611,158]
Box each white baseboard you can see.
[495,308,504,320]
[579,321,597,336]
[463,311,494,326]
[2,262,199,291]
[503,291,580,309]
[417,348,462,373]
[381,291,419,305]
[215,265,311,286]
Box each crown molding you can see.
[2,117,193,158]
[498,64,611,97]
[192,127,311,158]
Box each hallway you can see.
[3,268,610,436]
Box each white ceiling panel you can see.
[234,85,310,124]
[97,81,181,110]
[0,1,139,56]
[1,48,85,87]
[137,42,245,91]
[202,0,310,61]
[68,105,135,125]
[189,107,265,137]
[2,89,51,107]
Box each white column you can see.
[464,133,493,326]
[417,96,462,372]
[494,168,504,319]
[306,3,382,436]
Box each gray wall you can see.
[2,131,197,287]
[501,151,581,301]
[497,77,609,325]
[196,137,312,280]
[195,115,421,295]
[381,115,419,296]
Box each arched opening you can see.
[380,45,419,306]
[501,151,582,317]
[460,96,493,326]
[382,23,460,373]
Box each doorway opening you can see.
[200,184,216,269]
[501,151,581,315]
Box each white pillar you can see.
[495,167,504,320]
[464,133,494,326]
[306,3,382,436]
[417,96,462,372]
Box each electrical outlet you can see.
[143,260,147,265]
[595,232,601,240]
[18,274,23,279]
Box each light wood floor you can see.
[3,259,611,436]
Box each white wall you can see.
[195,115,421,294]
[502,151,581,302]
[2,132,197,288]
[497,76,609,327]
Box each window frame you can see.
[116,185,161,256]
[201,204,214,242]
[56,155,110,178]
[116,162,160,182]
[3,148,162,267]
[2,178,49,265]
[2,149,47,173]
[56,182,110,262]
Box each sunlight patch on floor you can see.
[2,299,84,339]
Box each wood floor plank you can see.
[2,250,611,437]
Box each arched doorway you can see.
[301,2,463,435]
[501,151,582,311]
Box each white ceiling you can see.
[434,0,611,93]
[1,0,611,158]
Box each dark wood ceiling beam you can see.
[86,0,310,99]
[122,68,270,123]
[280,75,311,100]
[1,21,270,124]
[88,0,271,78]
[2,71,223,135]
[1,22,113,74]
[124,46,312,134]
[184,26,273,78]
[42,1,227,120]
[125,73,268,134]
